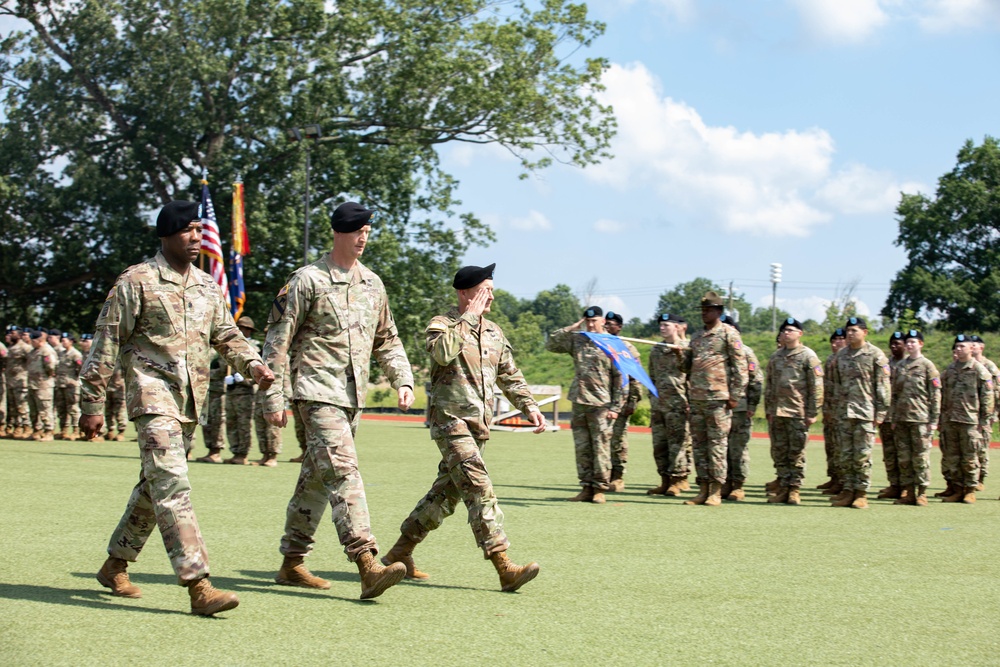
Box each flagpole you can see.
[594,333,684,350]
[199,168,208,272]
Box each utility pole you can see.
[770,263,782,332]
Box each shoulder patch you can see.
[426,322,448,333]
[270,284,289,322]
[814,365,824,376]
[748,362,756,372]
[733,339,742,350]
[882,364,891,376]
[931,377,941,388]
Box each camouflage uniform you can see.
[254,390,282,457]
[6,338,31,432]
[261,255,413,563]
[681,323,748,485]
[940,359,993,490]
[27,341,58,434]
[0,341,7,429]
[54,343,83,436]
[201,350,226,452]
[400,307,538,557]
[831,342,890,492]
[878,357,906,488]
[974,355,999,482]
[822,352,841,480]
[764,345,824,488]
[647,339,691,480]
[79,251,264,585]
[545,326,624,492]
[104,364,128,436]
[610,338,642,480]
[225,343,257,456]
[727,344,762,484]
[891,356,941,490]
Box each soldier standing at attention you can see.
[6,327,32,438]
[0,328,7,433]
[720,316,761,502]
[223,316,258,465]
[381,264,544,592]
[890,330,940,506]
[829,317,890,510]
[55,332,83,441]
[104,362,128,441]
[764,318,823,505]
[195,350,226,463]
[546,305,624,505]
[261,202,414,600]
[939,335,993,504]
[27,330,58,441]
[818,329,847,494]
[253,325,283,467]
[875,332,906,500]
[646,314,691,496]
[603,311,641,492]
[678,291,748,506]
[79,200,274,615]
[968,335,999,490]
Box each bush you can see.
[630,404,651,426]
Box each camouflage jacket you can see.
[27,342,58,390]
[546,326,624,411]
[208,349,226,393]
[764,344,824,419]
[822,352,839,419]
[891,355,941,424]
[735,345,763,413]
[261,254,413,413]
[941,359,994,426]
[682,322,748,403]
[881,356,906,424]
[55,345,83,387]
[831,342,891,423]
[976,356,1000,422]
[647,339,688,410]
[426,308,538,440]
[79,251,264,423]
[7,339,31,386]
[0,341,6,378]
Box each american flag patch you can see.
[814,365,823,376]
[931,377,940,387]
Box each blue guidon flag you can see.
[580,332,658,397]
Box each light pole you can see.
[770,262,782,332]
[287,124,322,265]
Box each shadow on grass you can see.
[494,483,581,494]
[0,582,184,616]
[47,451,137,461]
[236,570,373,604]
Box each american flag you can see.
[199,180,228,297]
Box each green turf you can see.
[1,422,998,666]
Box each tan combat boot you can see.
[114,432,126,442]
[720,480,733,498]
[67,428,79,442]
[942,486,965,503]
[39,430,54,442]
[255,454,278,467]
[876,484,901,500]
[934,481,955,498]
[224,455,249,465]
[703,481,723,506]
[914,486,928,506]
[56,428,67,440]
[568,487,594,502]
[816,477,836,490]
[275,555,331,589]
[678,478,691,491]
[490,551,540,593]
[96,557,142,598]
[894,485,916,505]
[608,473,625,493]
[646,475,670,495]
[664,477,687,496]
[727,481,745,502]
[975,481,984,492]
[822,480,844,496]
[765,478,781,494]
[196,449,223,464]
[850,491,869,509]
[591,491,606,504]
[30,430,42,441]
[831,488,855,507]
[381,535,430,580]
[187,577,239,615]
[356,551,406,600]
[961,487,977,504]
[684,482,710,505]
[786,486,802,505]
[768,486,789,504]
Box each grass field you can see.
[2,420,999,666]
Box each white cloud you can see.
[591,295,630,319]
[508,210,552,232]
[917,0,1000,32]
[593,218,627,233]
[789,0,890,44]
[816,164,926,215]
[754,294,873,322]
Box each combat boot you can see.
[356,550,405,600]
[196,449,223,464]
[39,430,54,442]
[914,486,928,506]
[96,557,142,598]
[12,426,26,439]
[664,476,687,496]
[646,475,670,495]
[726,481,745,502]
[975,482,985,492]
[768,486,789,504]
[608,472,624,493]
[765,478,781,494]
[831,488,855,507]
[816,477,836,490]
[942,486,965,503]
[490,551,540,593]
[56,428,68,440]
[224,455,249,465]
[894,485,916,505]
[961,487,977,504]
[30,429,42,441]
[187,577,239,615]
[822,480,844,496]
[568,487,594,502]
[720,480,732,498]
[381,535,430,580]
[114,432,126,442]
[786,486,802,505]
[591,491,606,504]
[683,482,710,505]
[934,481,955,498]
[850,491,868,509]
[255,454,278,467]
[876,484,901,499]
[289,452,306,463]
[67,428,79,442]
[703,481,723,506]
[678,478,690,491]
[275,555,331,589]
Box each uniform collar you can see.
[323,253,364,285]
[154,250,193,286]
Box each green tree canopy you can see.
[882,136,1000,332]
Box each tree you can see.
[883,137,1000,332]
[529,284,580,332]
[649,277,760,331]
[0,0,614,353]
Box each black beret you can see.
[845,316,867,330]
[830,328,846,341]
[29,329,43,339]
[890,331,904,343]
[81,333,94,340]
[604,311,623,325]
[48,328,61,336]
[954,334,971,348]
[583,306,603,318]
[720,314,741,333]
[331,202,376,233]
[969,334,984,343]
[658,313,684,324]
[156,200,200,238]
[902,329,923,342]
[779,317,803,332]
[452,263,495,290]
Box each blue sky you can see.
[448,0,1000,324]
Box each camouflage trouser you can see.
[879,421,900,487]
[201,389,225,452]
[650,403,690,478]
[689,400,731,485]
[6,382,29,429]
[822,413,839,478]
[726,410,752,483]
[610,412,630,477]
[105,389,127,433]
[400,435,509,558]
[570,403,612,491]
[280,402,378,562]
[225,387,254,455]
[939,425,953,482]
[977,423,991,482]
[0,377,5,426]
[769,416,808,487]
[107,414,209,585]
[941,421,980,489]
[837,418,875,491]
[893,422,932,488]
[293,401,307,451]
[253,394,282,455]
[28,387,54,432]
[55,383,80,432]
